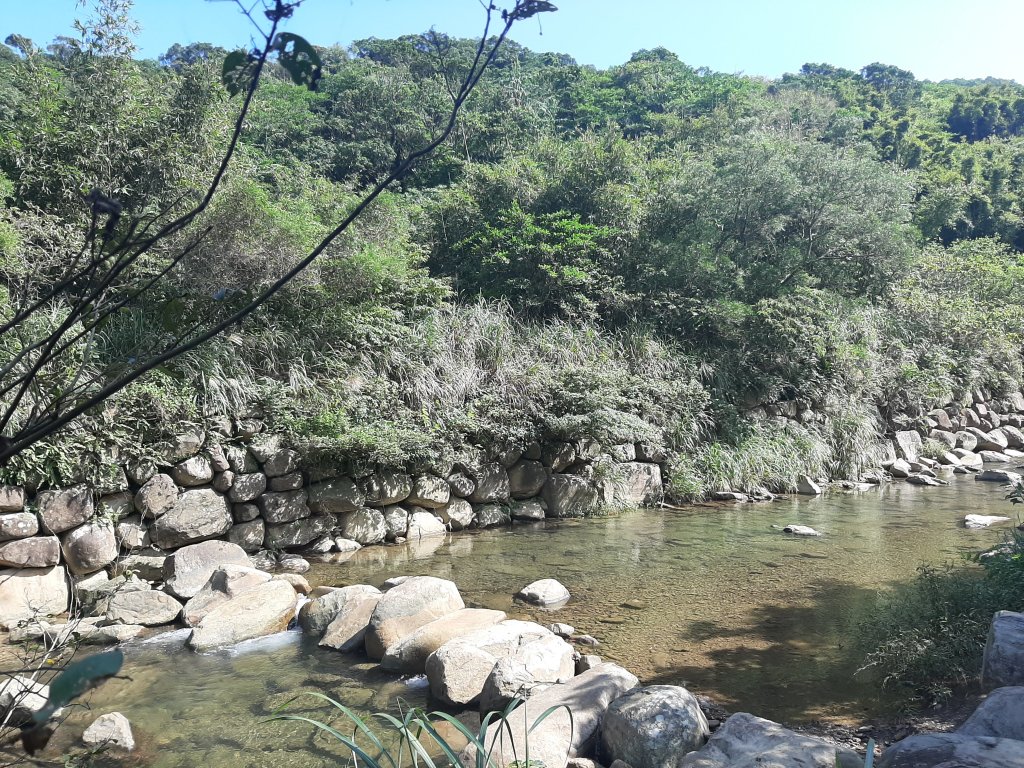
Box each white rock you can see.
[517,578,570,607]
[83,712,135,751]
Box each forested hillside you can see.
[3,6,1024,498]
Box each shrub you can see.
[855,527,1024,704]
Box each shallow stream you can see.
[51,470,1018,767]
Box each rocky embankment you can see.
[0,423,665,631]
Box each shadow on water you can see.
[652,577,891,720]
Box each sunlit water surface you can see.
[48,471,1019,766]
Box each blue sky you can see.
[4,0,1024,82]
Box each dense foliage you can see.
[2,2,1024,499]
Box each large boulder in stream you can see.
[601,685,710,768]
[680,712,860,768]
[959,686,1024,741]
[363,576,464,659]
[426,620,574,706]
[877,733,1024,768]
[182,565,272,626]
[380,608,506,673]
[299,584,382,637]
[983,611,1024,689]
[461,663,638,768]
[187,578,297,652]
[163,540,252,599]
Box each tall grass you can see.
[271,693,568,768]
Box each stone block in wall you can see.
[150,488,232,550]
[167,431,205,463]
[248,434,282,463]
[0,486,24,513]
[576,438,603,462]
[1008,392,1024,412]
[473,503,511,528]
[172,455,214,487]
[134,474,178,519]
[963,409,982,429]
[98,492,134,520]
[38,485,94,534]
[893,430,923,462]
[508,460,547,500]
[363,471,413,507]
[234,418,262,439]
[257,490,310,524]
[928,409,953,430]
[269,472,303,492]
[126,460,157,485]
[523,442,542,461]
[542,474,598,518]
[228,473,267,503]
[213,471,234,493]
[227,520,265,553]
[0,536,60,568]
[603,463,664,508]
[510,500,545,521]
[382,506,409,541]
[116,518,149,552]
[224,445,258,474]
[1003,425,1024,449]
[232,503,260,523]
[264,515,334,549]
[542,442,576,472]
[205,443,230,472]
[446,472,475,499]
[0,565,69,629]
[438,498,474,531]
[635,442,668,463]
[468,464,509,504]
[407,475,451,509]
[408,509,446,539]
[970,427,1009,452]
[95,466,130,495]
[111,550,166,581]
[61,520,118,575]
[0,512,38,541]
[496,446,523,468]
[263,448,300,478]
[308,477,365,514]
[340,508,387,545]
[608,444,637,462]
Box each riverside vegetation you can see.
[4,0,1024,748]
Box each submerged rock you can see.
[782,525,821,536]
[965,514,1011,528]
[83,712,135,752]
[517,578,571,607]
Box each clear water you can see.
[50,471,1018,766]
